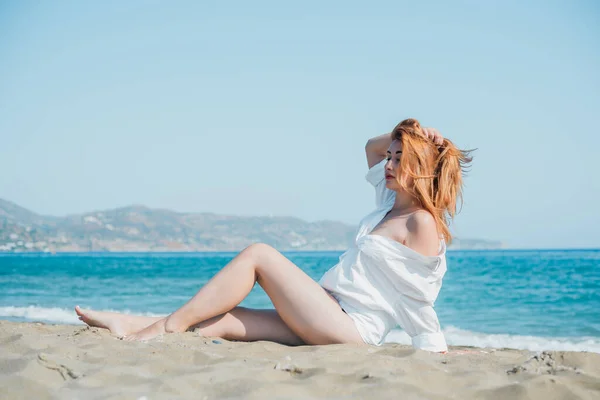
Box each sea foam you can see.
[0,306,163,325]
[385,326,600,353]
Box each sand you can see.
[1,321,599,400]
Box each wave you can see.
[0,306,163,325]
[1,306,598,353]
[385,326,600,353]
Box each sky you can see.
[0,0,598,249]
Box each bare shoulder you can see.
[407,210,437,233]
[405,210,440,257]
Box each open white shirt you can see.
[319,159,448,352]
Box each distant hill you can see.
[0,198,503,252]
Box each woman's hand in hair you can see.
[422,127,444,146]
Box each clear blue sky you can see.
[1,1,598,248]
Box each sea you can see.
[1,250,598,353]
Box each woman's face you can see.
[384,139,403,191]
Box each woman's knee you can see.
[240,242,276,261]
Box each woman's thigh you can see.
[192,307,304,345]
[249,243,364,345]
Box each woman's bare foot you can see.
[123,318,168,341]
[74,306,158,337]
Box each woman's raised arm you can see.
[365,133,392,169]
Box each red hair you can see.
[391,118,473,244]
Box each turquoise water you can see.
[1,250,598,352]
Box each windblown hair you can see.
[391,118,473,244]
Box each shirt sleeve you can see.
[394,298,448,352]
[365,159,395,208]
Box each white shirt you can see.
[319,159,448,352]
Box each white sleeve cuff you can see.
[411,331,448,352]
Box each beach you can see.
[1,321,599,400]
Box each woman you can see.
[75,118,472,352]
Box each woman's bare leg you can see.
[124,243,364,345]
[75,305,303,345]
[191,307,303,345]
[74,306,163,337]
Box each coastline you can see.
[2,247,599,255]
[1,321,599,399]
